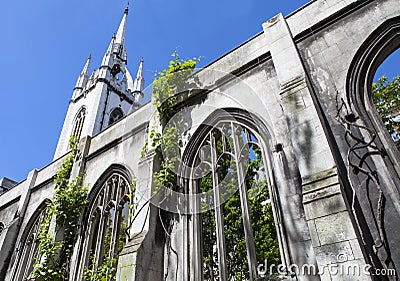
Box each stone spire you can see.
[115,6,129,46]
[133,58,144,93]
[101,7,129,67]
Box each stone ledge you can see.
[120,231,148,255]
[302,167,338,193]
[279,75,307,94]
[303,184,341,204]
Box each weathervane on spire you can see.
[125,2,129,14]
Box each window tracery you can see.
[14,210,47,281]
[72,107,86,140]
[189,121,281,280]
[83,173,131,278]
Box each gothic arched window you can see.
[108,108,124,126]
[82,173,132,279]
[0,222,4,236]
[14,209,47,281]
[188,121,281,280]
[72,107,86,140]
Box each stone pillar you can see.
[263,13,335,179]
[263,13,370,280]
[116,151,163,281]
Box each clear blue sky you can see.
[0,0,398,182]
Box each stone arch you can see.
[74,164,133,279]
[11,200,49,281]
[182,108,276,167]
[72,106,87,140]
[180,107,312,280]
[346,15,400,272]
[347,16,400,177]
[86,164,133,206]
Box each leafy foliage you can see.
[372,75,400,143]
[83,255,117,281]
[83,215,118,281]
[33,136,88,281]
[152,51,199,122]
[142,52,199,192]
[83,190,130,280]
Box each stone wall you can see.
[0,0,399,280]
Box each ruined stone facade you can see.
[0,0,399,280]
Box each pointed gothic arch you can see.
[180,108,289,280]
[75,165,134,280]
[11,201,48,281]
[72,107,87,140]
[347,16,400,174]
[345,15,400,272]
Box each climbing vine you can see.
[83,255,117,281]
[142,51,199,192]
[82,217,128,281]
[33,136,88,281]
[152,51,199,122]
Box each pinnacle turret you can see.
[73,54,91,99]
[133,58,144,93]
[75,55,91,89]
[131,58,144,105]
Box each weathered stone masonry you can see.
[0,0,399,280]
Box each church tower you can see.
[54,7,144,159]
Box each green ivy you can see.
[33,136,88,281]
[152,51,199,122]
[142,51,199,192]
[83,255,117,281]
[141,138,148,158]
[128,180,137,220]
